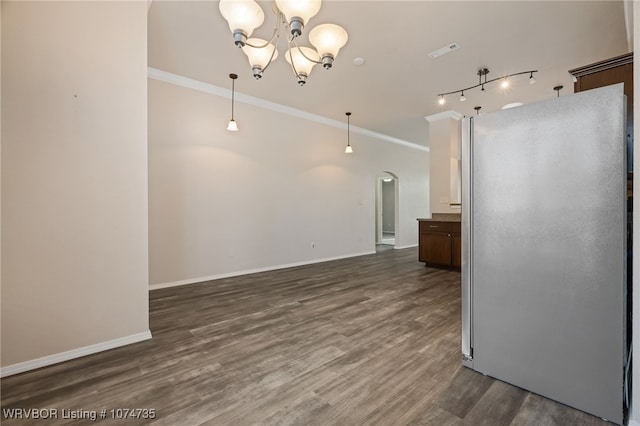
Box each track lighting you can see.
[226,73,239,132]
[344,112,353,154]
[219,0,347,85]
[437,67,539,103]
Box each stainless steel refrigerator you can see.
[461,83,627,424]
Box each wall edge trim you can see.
[0,331,152,378]
[424,110,463,122]
[147,67,429,153]
[150,250,377,290]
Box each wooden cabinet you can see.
[569,53,633,179]
[418,220,461,268]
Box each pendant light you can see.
[344,112,353,154]
[226,73,239,132]
[554,85,563,97]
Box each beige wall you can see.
[1,1,149,370]
[427,115,461,215]
[148,78,429,287]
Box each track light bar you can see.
[437,68,538,104]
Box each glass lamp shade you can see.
[227,119,239,132]
[219,0,264,36]
[285,47,319,76]
[275,0,321,26]
[309,24,348,58]
[345,144,353,154]
[242,38,278,69]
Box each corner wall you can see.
[148,76,429,287]
[1,1,150,374]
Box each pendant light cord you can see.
[346,112,351,146]
[231,77,235,120]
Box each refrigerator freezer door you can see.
[468,84,626,424]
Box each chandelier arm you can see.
[291,37,323,65]
[244,34,277,49]
[437,70,538,97]
[260,43,279,74]
[287,37,301,78]
[245,10,281,49]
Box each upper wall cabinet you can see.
[569,53,633,175]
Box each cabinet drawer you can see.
[419,221,452,233]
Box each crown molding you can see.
[148,67,429,153]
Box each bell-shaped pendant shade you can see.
[345,144,353,154]
[219,0,264,37]
[285,47,319,77]
[275,0,321,26]
[242,38,279,70]
[227,119,239,132]
[309,24,348,59]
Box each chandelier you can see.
[219,0,348,85]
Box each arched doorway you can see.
[375,171,399,250]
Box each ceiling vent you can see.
[428,42,461,59]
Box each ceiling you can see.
[148,1,630,145]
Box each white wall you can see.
[148,77,429,287]
[1,1,150,373]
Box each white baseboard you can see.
[0,330,152,378]
[395,244,418,250]
[150,251,377,291]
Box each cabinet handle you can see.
[429,225,439,228]
[448,234,451,237]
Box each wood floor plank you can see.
[510,393,611,426]
[436,364,495,419]
[462,379,528,426]
[1,247,616,425]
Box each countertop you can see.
[417,213,461,223]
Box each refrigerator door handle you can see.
[461,117,473,367]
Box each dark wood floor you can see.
[2,248,611,425]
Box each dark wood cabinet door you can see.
[451,234,462,268]
[420,233,452,266]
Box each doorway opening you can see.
[376,172,399,250]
